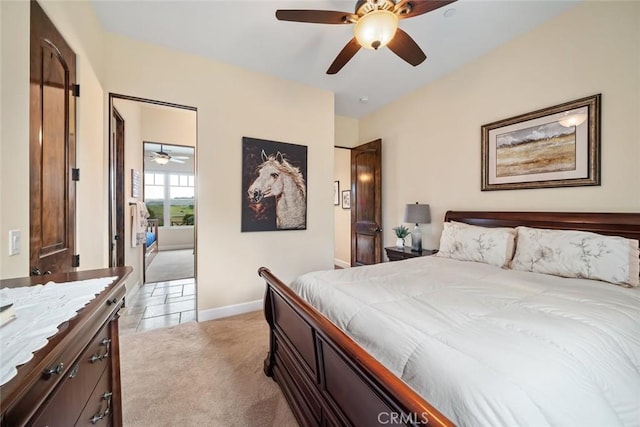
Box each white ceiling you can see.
[92,0,580,118]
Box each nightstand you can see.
[385,246,437,261]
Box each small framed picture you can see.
[333,181,340,205]
[341,190,351,209]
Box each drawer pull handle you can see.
[89,338,112,363]
[100,338,111,360]
[90,391,112,424]
[43,362,64,376]
[68,363,79,378]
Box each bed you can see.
[144,218,159,271]
[258,211,640,426]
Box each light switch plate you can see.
[9,229,20,256]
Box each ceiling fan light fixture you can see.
[354,10,398,50]
[154,155,170,165]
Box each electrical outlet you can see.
[9,230,20,256]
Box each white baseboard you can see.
[198,299,263,322]
[158,244,194,251]
[334,258,350,269]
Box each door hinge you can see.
[72,254,80,268]
[72,168,80,181]
[72,84,80,97]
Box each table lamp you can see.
[404,202,431,252]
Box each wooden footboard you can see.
[259,267,453,427]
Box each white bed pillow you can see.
[510,226,640,287]
[436,222,516,268]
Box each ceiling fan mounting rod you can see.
[356,0,396,16]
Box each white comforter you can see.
[290,256,640,427]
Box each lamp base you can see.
[410,225,422,252]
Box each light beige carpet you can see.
[145,249,194,283]
[120,311,298,426]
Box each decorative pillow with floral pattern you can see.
[436,222,517,268]
[510,226,640,287]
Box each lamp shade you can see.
[404,203,431,225]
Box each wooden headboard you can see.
[444,211,640,243]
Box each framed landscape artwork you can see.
[481,94,600,191]
[241,137,307,232]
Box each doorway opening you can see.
[108,94,197,334]
[333,140,382,268]
[142,141,195,284]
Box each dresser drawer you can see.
[75,367,113,426]
[29,321,113,427]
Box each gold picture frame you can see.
[481,94,601,191]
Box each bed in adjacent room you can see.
[144,218,159,273]
[258,211,640,426]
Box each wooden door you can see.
[29,1,77,275]
[109,108,125,267]
[350,139,382,266]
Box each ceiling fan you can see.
[276,0,456,74]
[149,145,189,165]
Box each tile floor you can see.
[119,278,196,335]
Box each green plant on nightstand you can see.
[393,225,410,248]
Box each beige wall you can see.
[360,1,640,251]
[334,116,359,267]
[140,105,197,149]
[0,1,108,278]
[0,1,30,278]
[103,34,335,316]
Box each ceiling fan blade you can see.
[396,0,457,19]
[327,38,361,75]
[387,28,426,66]
[169,158,185,164]
[275,10,354,24]
[173,156,189,159]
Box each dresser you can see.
[0,267,132,427]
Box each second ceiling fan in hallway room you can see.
[148,144,189,165]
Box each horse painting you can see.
[247,150,306,229]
